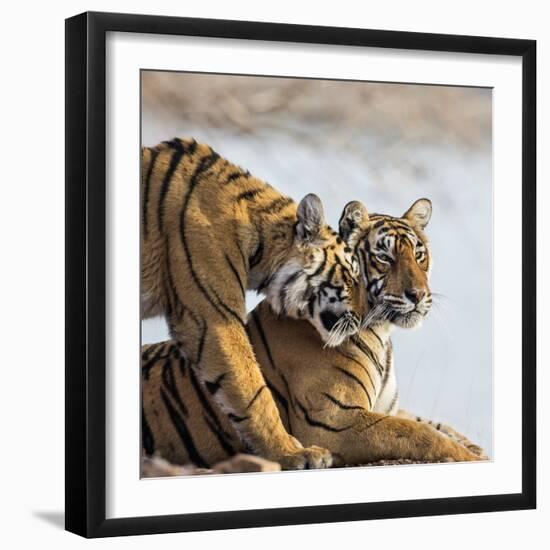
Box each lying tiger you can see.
[142,200,485,470]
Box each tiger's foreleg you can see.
[171,312,332,470]
[396,409,487,459]
[293,409,482,466]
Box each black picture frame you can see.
[65,11,536,538]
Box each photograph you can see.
[139,70,492,477]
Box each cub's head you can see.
[266,194,370,347]
[357,199,433,329]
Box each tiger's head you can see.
[355,198,433,329]
[266,194,370,347]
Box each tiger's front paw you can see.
[277,445,333,470]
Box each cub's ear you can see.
[296,193,326,242]
[339,200,369,246]
[403,198,432,230]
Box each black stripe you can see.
[246,385,268,410]
[177,355,188,378]
[209,285,245,327]
[161,357,188,417]
[195,320,208,364]
[225,171,245,185]
[387,389,399,413]
[307,292,316,317]
[296,400,353,433]
[205,373,227,395]
[250,310,297,419]
[141,344,171,380]
[141,406,155,456]
[368,327,384,348]
[359,248,370,278]
[279,270,301,314]
[256,274,275,293]
[333,348,377,398]
[160,388,209,468]
[379,340,393,396]
[188,369,236,456]
[309,248,327,278]
[249,235,264,268]
[363,415,390,433]
[179,152,237,325]
[142,148,158,240]
[251,310,276,368]
[352,335,384,376]
[324,263,337,286]
[278,372,297,414]
[141,341,162,361]
[333,365,373,408]
[202,413,236,457]
[266,380,291,432]
[162,138,182,149]
[236,243,249,272]
[164,252,182,318]
[165,251,210,365]
[257,196,294,215]
[322,392,366,411]
[228,413,249,423]
[390,220,414,231]
[225,254,246,298]
[236,188,264,202]
[188,368,221,426]
[164,138,197,154]
[157,140,185,234]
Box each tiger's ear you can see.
[339,200,369,246]
[296,193,326,242]
[403,198,432,230]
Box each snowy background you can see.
[141,72,493,457]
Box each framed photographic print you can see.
[65,11,536,538]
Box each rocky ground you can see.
[141,455,452,478]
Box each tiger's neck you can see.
[352,320,397,414]
[359,320,393,346]
[246,201,299,292]
[353,321,392,374]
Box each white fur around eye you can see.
[376,253,392,264]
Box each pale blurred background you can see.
[141,71,493,457]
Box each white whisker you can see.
[324,313,358,348]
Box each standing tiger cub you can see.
[141,138,368,469]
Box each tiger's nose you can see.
[405,289,426,304]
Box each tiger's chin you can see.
[321,329,356,348]
[389,310,427,329]
[313,311,361,348]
